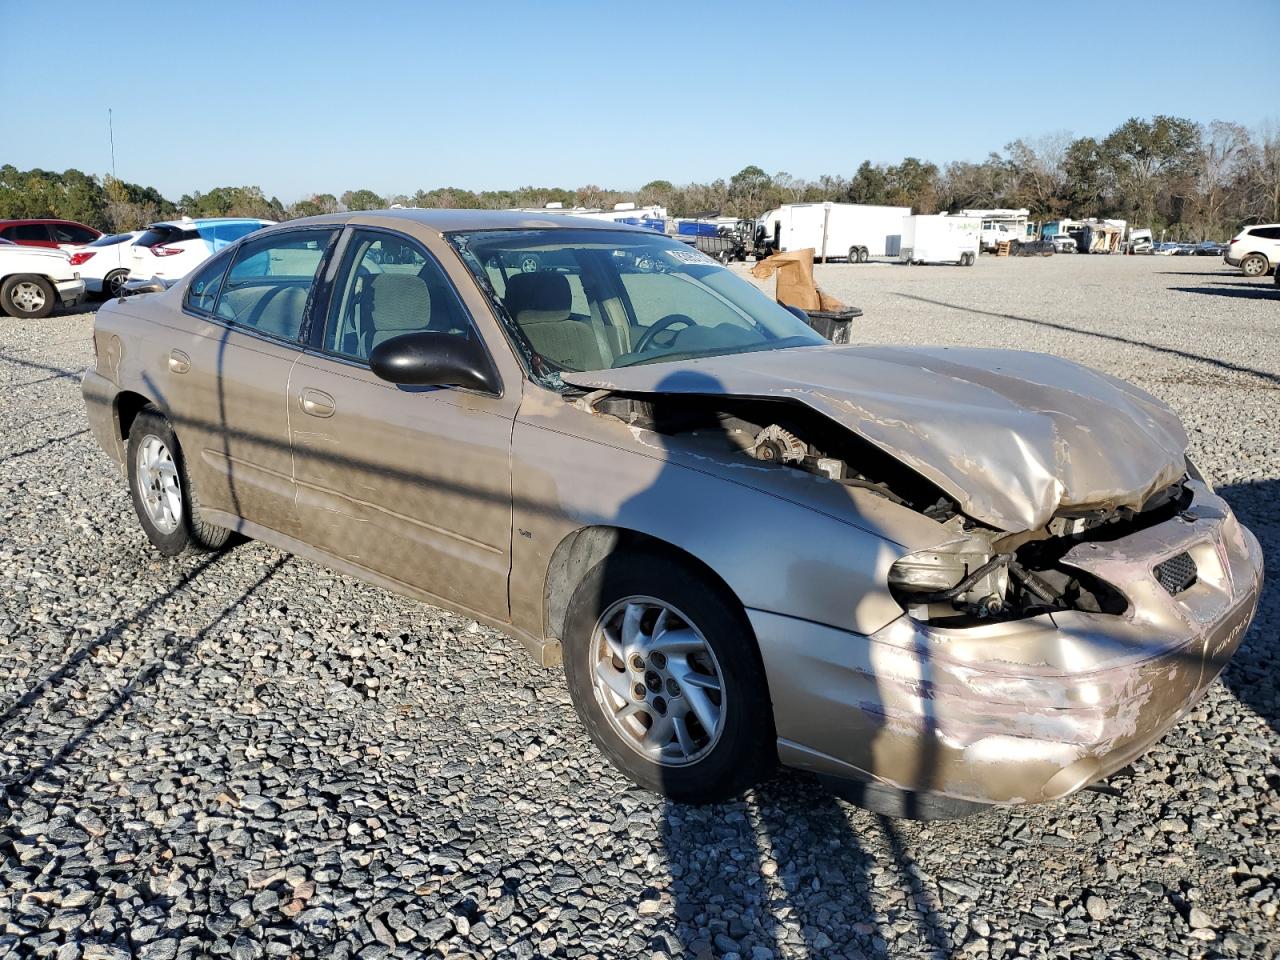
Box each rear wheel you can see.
[857,247,870,263]
[103,269,128,299]
[1,275,56,319]
[126,409,233,556]
[519,253,542,273]
[1009,241,1021,256]
[1241,253,1269,277]
[562,550,775,802]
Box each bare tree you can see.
[1192,121,1250,238]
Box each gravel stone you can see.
[0,257,1276,958]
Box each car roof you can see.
[0,217,97,227]
[279,208,655,233]
[145,217,275,229]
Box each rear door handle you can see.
[300,387,336,418]
[168,349,190,374]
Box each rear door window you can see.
[185,250,234,314]
[53,224,98,244]
[213,229,338,341]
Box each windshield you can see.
[447,228,825,388]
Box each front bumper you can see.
[55,277,85,307]
[752,481,1263,807]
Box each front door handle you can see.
[168,349,190,374]
[300,388,336,418]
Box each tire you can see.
[1,275,56,319]
[126,408,233,556]
[519,253,541,274]
[858,247,870,264]
[102,269,128,300]
[1009,241,1021,256]
[1240,253,1269,278]
[847,247,858,264]
[562,550,776,803]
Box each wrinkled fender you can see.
[508,389,948,642]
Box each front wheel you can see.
[562,551,775,802]
[1240,253,1269,277]
[1,275,56,319]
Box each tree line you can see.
[3,116,1276,240]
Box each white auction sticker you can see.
[664,248,719,267]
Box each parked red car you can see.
[0,218,102,249]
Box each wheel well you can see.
[543,526,746,644]
[114,390,155,441]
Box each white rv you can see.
[756,202,911,262]
[899,214,981,266]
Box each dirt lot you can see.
[1,255,1276,959]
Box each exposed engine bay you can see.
[582,391,1194,627]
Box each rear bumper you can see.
[1224,255,1241,267]
[82,368,125,467]
[753,480,1263,807]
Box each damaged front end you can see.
[568,363,1264,811]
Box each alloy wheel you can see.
[10,281,47,314]
[136,434,182,534]
[589,596,726,767]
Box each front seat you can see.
[359,273,431,357]
[504,271,605,371]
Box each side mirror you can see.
[369,331,501,394]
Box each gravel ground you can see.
[1,254,1276,959]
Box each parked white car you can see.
[1048,234,1078,254]
[127,218,274,284]
[0,245,85,318]
[1225,224,1280,277]
[68,231,142,299]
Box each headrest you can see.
[367,273,430,331]
[504,271,571,324]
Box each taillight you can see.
[68,251,95,266]
[151,244,183,257]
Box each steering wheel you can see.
[635,313,695,352]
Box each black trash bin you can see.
[803,306,862,344]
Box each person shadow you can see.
[1215,478,1279,738]
[592,369,952,959]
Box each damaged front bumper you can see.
[752,480,1263,808]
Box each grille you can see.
[1153,552,1197,595]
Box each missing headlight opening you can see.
[582,390,1189,626]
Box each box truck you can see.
[755,202,911,263]
[899,214,980,266]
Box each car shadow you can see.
[1169,285,1279,300]
[0,554,287,798]
[1215,479,1279,739]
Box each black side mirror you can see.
[369,331,501,394]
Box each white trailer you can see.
[899,214,980,266]
[756,202,911,262]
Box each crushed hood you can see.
[563,345,1189,532]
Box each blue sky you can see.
[3,0,1276,201]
